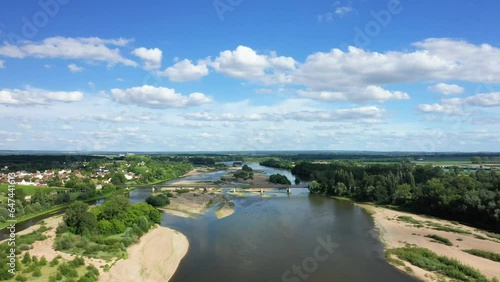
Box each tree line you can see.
[292,161,500,232]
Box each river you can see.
[5,163,416,281]
[141,163,415,282]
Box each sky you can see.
[0,0,499,152]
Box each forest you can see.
[292,161,500,232]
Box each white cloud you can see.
[67,63,84,73]
[0,87,84,106]
[428,83,464,95]
[444,92,500,107]
[111,85,212,109]
[183,106,385,123]
[157,59,209,82]
[298,86,409,102]
[417,104,461,115]
[417,92,500,116]
[59,125,73,130]
[335,6,352,16]
[132,47,162,70]
[88,81,95,89]
[0,36,137,66]
[289,39,500,102]
[211,45,296,84]
[183,112,266,122]
[94,114,127,123]
[0,60,4,68]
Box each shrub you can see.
[32,268,42,277]
[18,244,31,251]
[425,234,453,246]
[463,249,500,262]
[69,256,85,268]
[145,194,170,207]
[39,256,47,266]
[50,257,60,267]
[15,274,28,281]
[54,233,75,250]
[21,252,31,264]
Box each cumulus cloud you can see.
[67,63,84,73]
[417,92,500,115]
[0,87,84,106]
[0,36,137,66]
[132,47,162,70]
[416,104,462,115]
[428,83,464,95]
[157,59,209,81]
[211,45,296,84]
[111,85,212,109]
[298,86,409,102]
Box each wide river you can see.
[3,163,417,281]
[132,163,417,282]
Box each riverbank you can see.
[99,225,189,282]
[2,214,190,282]
[356,203,500,281]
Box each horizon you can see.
[0,0,499,152]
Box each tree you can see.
[242,164,253,171]
[393,184,412,205]
[64,201,90,234]
[308,180,322,194]
[111,172,127,185]
[98,195,130,220]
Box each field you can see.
[0,184,69,196]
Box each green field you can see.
[0,184,69,196]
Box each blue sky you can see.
[0,0,499,152]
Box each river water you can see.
[4,163,416,281]
[156,163,415,282]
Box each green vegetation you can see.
[145,194,170,207]
[0,225,52,280]
[259,158,293,169]
[387,247,491,281]
[54,195,161,261]
[269,174,291,185]
[233,165,254,180]
[425,234,453,246]
[293,161,500,232]
[397,216,421,225]
[463,249,500,262]
[425,221,472,234]
[484,232,500,240]
[0,184,69,195]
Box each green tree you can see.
[64,201,90,234]
[393,184,412,205]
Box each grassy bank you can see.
[387,247,495,282]
[463,249,500,263]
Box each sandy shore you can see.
[159,192,233,219]
[358,203,500,281]
[100,226,188,282]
